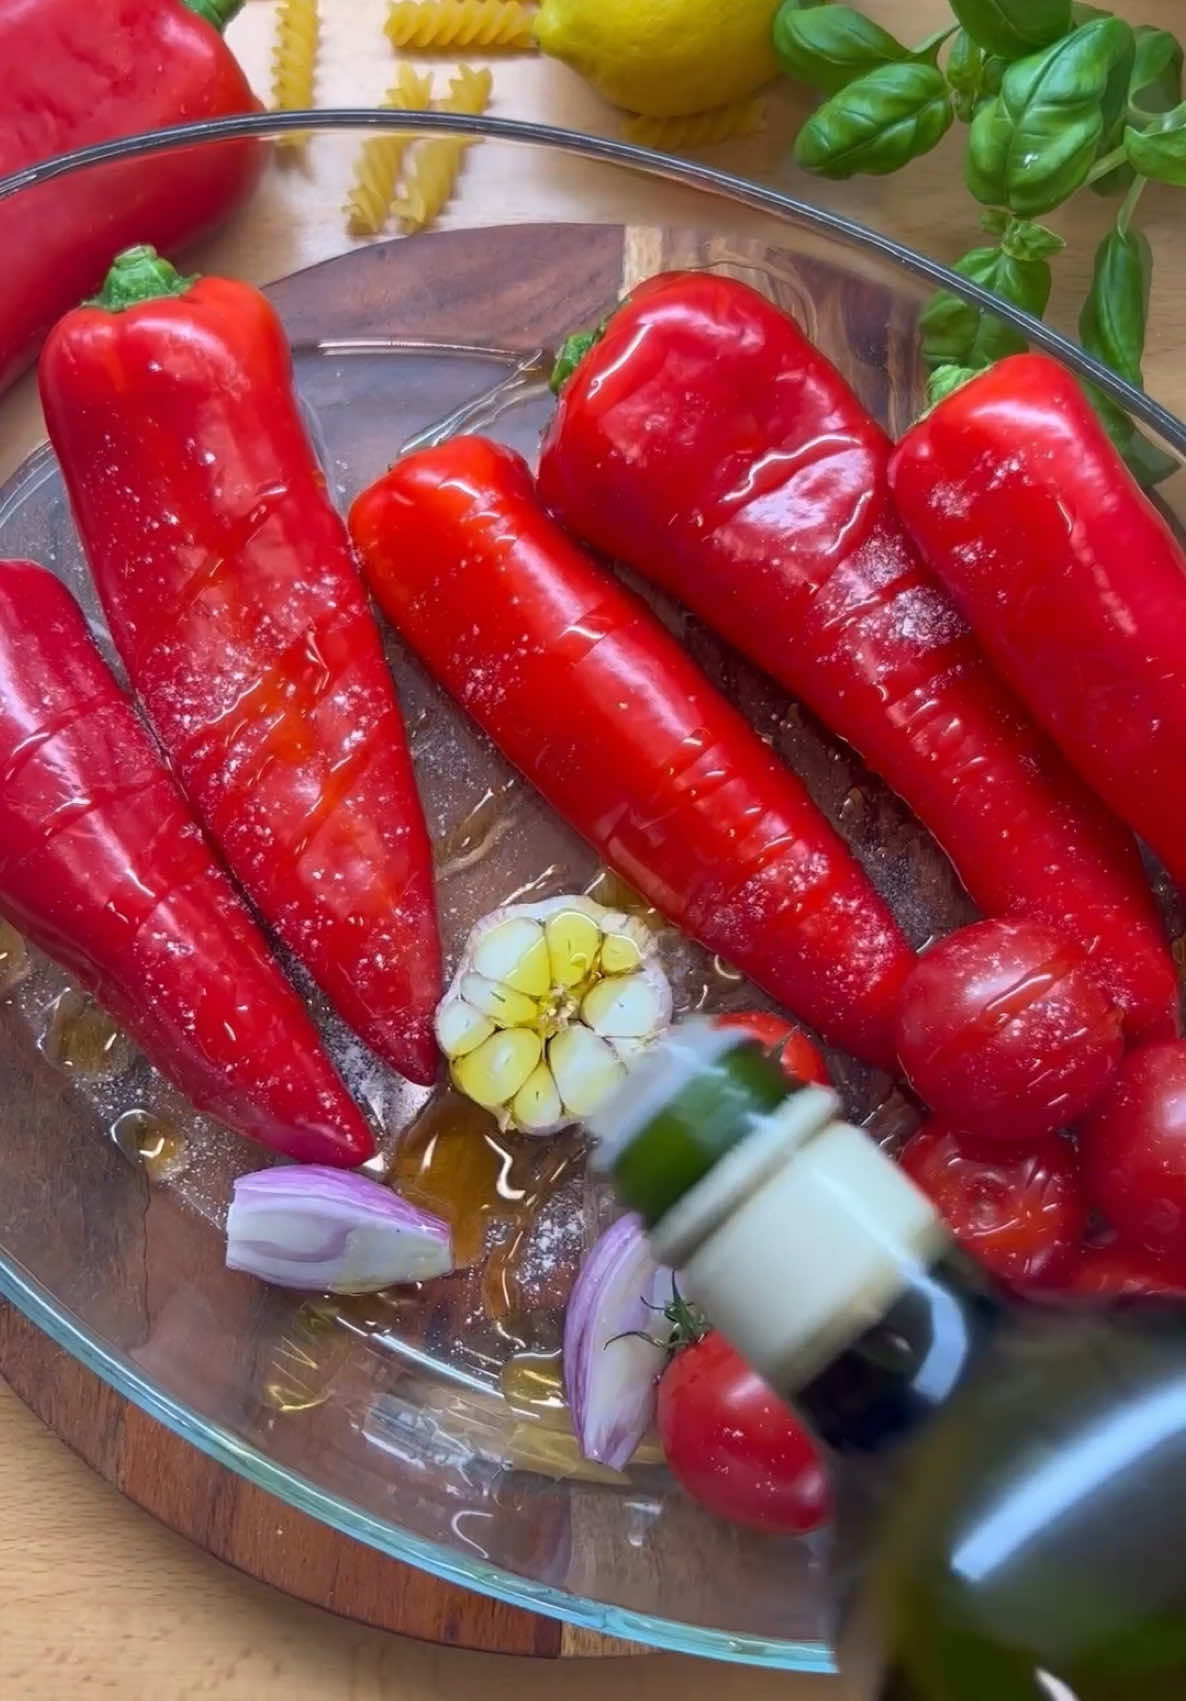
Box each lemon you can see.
[534,0,781,120]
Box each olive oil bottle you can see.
[591,1020,1186,1701]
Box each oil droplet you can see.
[500,1349,568,1425]
[391,1091,583,1323]
[436,776,520,881]
[584,867,662,930]
[840,785,865,822]
[0,920,28,993]
[109,1110,188,1183]
[263,1299,346,1413]
[42,990,134,1080]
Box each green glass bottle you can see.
[590,1019,1186,1701]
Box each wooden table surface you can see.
[2,1,1184,1695]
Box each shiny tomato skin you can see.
[715,1010,829,1086]
[1065,1242,1186,1300]
[1080,1043,1186,1264]
[899,1118,1086,1288]
[657,1332,830,1534]
[895,919,1123,1142]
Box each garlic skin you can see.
[435,895,672,1135]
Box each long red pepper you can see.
[889,353,1186,899]
[0,0,261,394]
[348,436,915,1069]
[40,249,442,1086]
[0,560,372,1166]
[538,273,1179,1044]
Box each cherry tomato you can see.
[1080,1042,1186,1264]
[899,1118,1086,1288]
[1065,1241,1186,1300]
[895,919,1123,1142]
[656,1331,830,1534]
[715,1010,829,1086]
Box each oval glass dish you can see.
[1,113,1185,1670]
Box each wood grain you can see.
[1,1,1184,1695]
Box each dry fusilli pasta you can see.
[622,98,766,152]
[394,66,493,234]
[384,0,535,52]
[344,68,434,237]
[272,0,320,149]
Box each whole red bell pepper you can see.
[40,248,443,1086]
[889,354,1186,899]
[539,273,1178,1044]
[0,0,262,394]
[0,559,372,1167]
[349,436,915,1069]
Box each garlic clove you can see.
[435,996,496,1060]
[549,1026,625,1116]
[599,931,643,975]
[512,1061,565,1133]
[471,917,551,997]
[582,970,669,1039]
[460,971,539,1029]
[454,1028,543,1109]
[545,907,603,989]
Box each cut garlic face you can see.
[436,895,672,1135]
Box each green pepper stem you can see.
[89,246,197,312]
[178,0,244,32]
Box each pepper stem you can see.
[549,316,611,395]
[178,0,244,30]
[89,246,197,312]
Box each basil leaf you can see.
[1000,215,1065,260]
[966,18,1136,215]
[1079,225,1152,386]
[1070,1,1111,19]
[947,30,1007,120]
[927,365,981,407]
[1087,386,1178,487]
[948,0,1071,61]
[774,4,911,94]
[1125,101,1186,186]
[919,244,1052,370]
[1131,25,1184,116]
[794,62,954,178]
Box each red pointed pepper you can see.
[349,436,915,1069]
[538,272,1178,1044]
[0,560,372,1166]
[40,249,442,1085]
[0,0,262,394]
[889,353,1186,899]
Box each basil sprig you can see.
[776,0,1186,486]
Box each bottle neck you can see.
[595,1022,1001,1456]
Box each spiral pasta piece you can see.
[384,0,535,51]
[394,66,493,235]
[344,68,434,237]
[622,98,766,152]
[272,0,320,149]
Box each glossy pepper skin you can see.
[0,0,261,394]
[538,273,1178,1044]
[40,253,442,1086]
[0,560,372,1167]
[890,353,1186,898]
[349,436,915,1069]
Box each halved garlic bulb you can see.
[435,894,672,1135]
